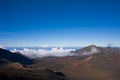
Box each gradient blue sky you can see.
[0,0,120,47]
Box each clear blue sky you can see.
[0,0,120,47]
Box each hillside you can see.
[0,45,120,80]
[0,48,66,80]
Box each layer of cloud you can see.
[11,48,75,59]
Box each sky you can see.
[0,0,120,47]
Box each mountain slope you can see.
[0,48,34,65]
[72,45,119,56]
[0,48,66,80]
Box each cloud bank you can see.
[11,48,75,59]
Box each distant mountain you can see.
[72,45,100,55]
[72,45,120,56]
[0,48,34,65]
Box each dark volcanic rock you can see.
[46,68,65,78]
[0,67,66,80]
[0,48,34,65]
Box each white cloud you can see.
[11,47,75,59]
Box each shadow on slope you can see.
[0,48,34,65]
